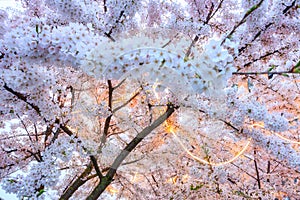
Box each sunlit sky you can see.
[0,0,20,8]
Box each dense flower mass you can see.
[0,0,300,199]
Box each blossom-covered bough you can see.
[0,0,299,199]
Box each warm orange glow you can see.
[182,174,189,183]
[272,191,289,200]
[164,119,251,166]
[166,176,178,184]
[164,111,253,166]
[131,172,144,183]
[251,122,265,128]
[238,81,248,90]
[106,185,119,194]
[166,174,189,184]
[164,118,251,166]
[237,81,251,96]
[164,119,178,133]
[172,130,251,166]
[65,125,78,134]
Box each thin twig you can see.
[16,114,33,142]
[222,0,265,44]
[253,150,261,189]
[100,80,114,147]
[233,71,299,76]
[112,89,141,114]
[103,0,107,13]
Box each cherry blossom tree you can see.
[0,0,299,199]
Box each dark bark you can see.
[86,104,177,200]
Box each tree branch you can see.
[86,103,177,200]
[253,150,262,200]
[282,0,296,14]
[59,125,104,179]
[103,0,107,13]
[233,70,299,76]
[242,47,285,67]
[16,114,33,143]
[3,83,64,145]
[185,0,223,58]
[59,162,94,200]
[100,80,114,147]
[90,155,104,179]
[3,83,41,115]
[238,0,296,54]
[266,160,271,183]
[112,89,141,114]
[222,0,265,44]
[104,7,127,41]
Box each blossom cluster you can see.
[246,129,300,169]
[44,0,102,27]
[103,0,142,33]
[86,37,237,104]
[1,17,97,67]
[1,135,79,199]
[0,64,77,124]
[0,14,101,123]
[0,0,299,199]
[192,38,237,97]
[2,163,59,200]
[0,9,8,39]
[0,71,56,127]
[99,140,122,167]
[81,29,182,77]
[226,86,290,132]
[44,0,142,35]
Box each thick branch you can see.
[90,155,103,179]
[86,104,177,200]
[59,162,94,200]
[107,104,176,178]
[282,0,296,14]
